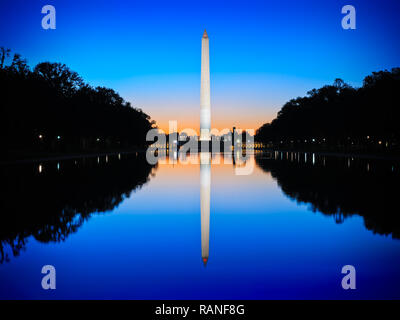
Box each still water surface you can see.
[0,151,399,299]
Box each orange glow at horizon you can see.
[120,73,322,134]
[154,110,276,134]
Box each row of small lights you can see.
[39,135,104,141]
[38,134,61,140]
[273,136,389,145]
[37,134,389,146]
[37,154,125,173]
[274,151,397,172]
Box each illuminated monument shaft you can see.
[200,30,211,266]
[200,30,211,141]
[200,152,210,265]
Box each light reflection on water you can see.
[0,151,399,299]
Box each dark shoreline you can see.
[258,148,400,161]
[1,148,147,165]
[2,147,400,165]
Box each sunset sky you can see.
[1,0,399,133]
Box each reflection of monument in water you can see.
[200,152,211,266]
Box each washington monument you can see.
[200,30,211,266]
[200,29,211,141]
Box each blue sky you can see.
[1,0,399,130]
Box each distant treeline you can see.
[255,68,400,154]
[0,47,155,156]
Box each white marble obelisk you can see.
[200,152,210,266]
[200,30,211,141]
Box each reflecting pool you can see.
[0,151,399,299]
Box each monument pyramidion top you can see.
[203,29,208,38]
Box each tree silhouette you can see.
[0,152,155,263]
[255,153,400,239]
[34,62,84,96]
[256,68,400,154]
[0,47,10,69]
[0,48,156,158]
